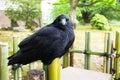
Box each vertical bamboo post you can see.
[48,58,61,80]
[70,45,74,66]
[0,42,9,80]
[63,53,70,68]
[43,65,49,80]
[13,36,18,80]
[84,32,90,69]
[110,40,114,74]
[106,33,111,73]
[13,36,22,80]
[29,63,35,70]
[115,31,120,80]
[103,33,107,73]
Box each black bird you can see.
[8,14,75,68]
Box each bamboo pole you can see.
[106,33,111,73]
[17,68,22,80]
[13,36,22,80]
[48,58,61,80]
[103,32,107,73]
[0,42,9,80]
[115,31,120,80]
[70,45,74,66]
[110,40,114,74]
[70,49,105,56]
[63,53,70,68]
[84,32,90,69]
[29,63,35,70]
[43,65,49,80]
[70,49,84,53]
[13,36,20,53]
[13,36,18,80]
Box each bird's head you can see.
[53,14,73,29]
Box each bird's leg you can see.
[12,64,22,71]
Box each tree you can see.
[5,0,42,29]
[51,0,117,28]
[69,0,117,25]
[100,0,120,21]
[77,0,116,23]
[69,0,79,28]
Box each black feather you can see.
[8,14,75,66]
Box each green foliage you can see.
[90,14,110,30]
[76,8,83,23]
[51,0,70,20]
[100,7,120,21]
[51,0,118,24]
[78,0,117,23]
[5,0,41,29]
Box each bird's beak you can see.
[61,18,67,26]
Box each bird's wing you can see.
[18,27,61,53]
[9,27,63,64]
[65,30,75,51]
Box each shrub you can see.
[90,14,110,30]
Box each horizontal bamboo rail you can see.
[70,49,105,56]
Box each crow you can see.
[8,14,75,69]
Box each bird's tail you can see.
[8,59,16,66]
[8,51,20,66]
[8,51,22,71]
